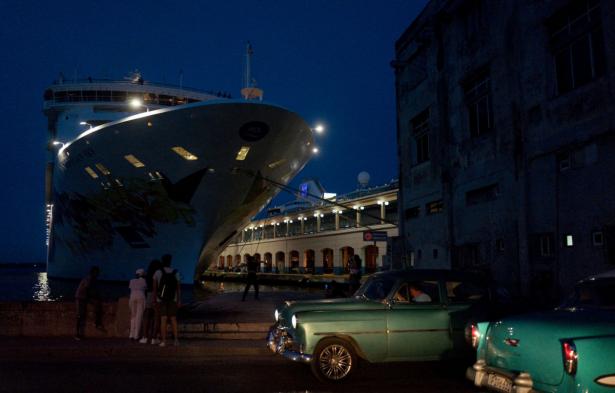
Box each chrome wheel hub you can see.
[319,344,352,380]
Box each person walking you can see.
[153,254,181,347]
[128,268,147,341]
[74,266,104,340]
[140,259,161,344]
[242,255,259,301]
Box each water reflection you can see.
[32,272,53,302]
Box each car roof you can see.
[579,269,615,283]
[370,269,487,282]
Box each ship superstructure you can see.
[44,71,313,282]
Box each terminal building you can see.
[217,175,399,275]
[394,0,615,298]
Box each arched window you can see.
[290,250,300,272]
[218,256,225,269]
[364,245,379,273]
[226,255,233,270]
[275,251,285,273]
[322,248,334,274]
[340,246,354,273]
[264,252,273,273]
[304,249,315,274]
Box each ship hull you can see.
[48,101,312,283]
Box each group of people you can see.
[74,254,182,347]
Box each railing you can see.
[49,76,232,98]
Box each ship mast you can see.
[241,41,263,101]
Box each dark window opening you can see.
[463,70,493,138]
[405,206,420,220]
[466,184,499,206]
[549,0,605,94]
[411,108,430,164]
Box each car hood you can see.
[484,309,615,386]
[277,297,384,327]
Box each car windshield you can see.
[560,278,615,309]
[355,276,397,301]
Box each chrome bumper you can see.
[266,324,312,363]
[466,360,537,393]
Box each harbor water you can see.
[0,264,322,303]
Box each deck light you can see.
[130,98,149,112]
[312,147,319,154]
[313,124,325,134]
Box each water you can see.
[0,265,320,303]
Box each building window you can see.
[464,69,493,137]
[564,234,574,247]
[534,233,554,257]
[171,146,198,160]
[466,184,499,206]
[496,238,504,252]
[404,207,420,220]
[548,0,605,95]
[453,243,481,269]
[426,200,443,215]
[592,231,604,246]
[411,109,430,164]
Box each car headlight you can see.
[291,314,297,329]
[274,309,279,322]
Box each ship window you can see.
[171,146,198,160]
[97,91,111,101]
[84,167,99,179]
[111,91,126,102]
[83,90,97,101]
[95,163,111,175]
[124,154,145,168]
[236,146,250,161]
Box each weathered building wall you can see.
[395,0,615,298]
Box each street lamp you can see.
[130,98,149,112]
[312,147,319,154]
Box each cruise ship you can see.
[44,71,313,283]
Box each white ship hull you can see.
[48,101,312,283]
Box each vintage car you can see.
[267,269,490,381]
[467,270,615,393]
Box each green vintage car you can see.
[267,269,490,382]
[467,270,615,393]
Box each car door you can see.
[386,281,451,360]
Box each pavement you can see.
[176,288,323,339]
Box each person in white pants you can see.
[128,268,147,340]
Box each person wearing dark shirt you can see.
[242,255,260,301]
[74,266,104,340]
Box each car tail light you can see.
[562,340,578,375]
[465,323,480,349]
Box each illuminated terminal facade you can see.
[218,178,399,275]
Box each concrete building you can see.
[218,181,398,275]
[394,0,615,298]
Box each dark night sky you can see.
[0,0,427,263]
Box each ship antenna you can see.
[241,41,263,101]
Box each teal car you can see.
[267,269,490,382]
[467,270,615,393]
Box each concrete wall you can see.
[395,0,615,298]
[0,298,129,337]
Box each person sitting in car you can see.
[409,282,432,303]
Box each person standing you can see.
[242,255,259,301]
[348,255,363,295]
[74,266,104,340]
[128,268,147,341]
[140,259,161,344]
[153,254,181,347]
